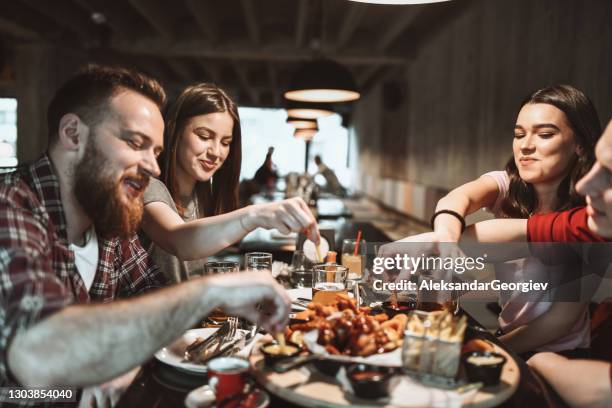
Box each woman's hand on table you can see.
[243,197,320,244]
[206,271,291,334]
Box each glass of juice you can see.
[312,264,348,305]
[341,239,367,281]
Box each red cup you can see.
[207,357,250,406]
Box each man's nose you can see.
[142,151,161,178]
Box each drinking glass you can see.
[204,261,239,275]
[341,239,367,281]
[290,250,311,270]
[245,252,273,272]
[312,264,348,305]
[417,268,458,314]
[290,269,313,288]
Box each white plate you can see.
[155,328,245,374]
[302,236,329,263]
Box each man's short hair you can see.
[47,64,166,146]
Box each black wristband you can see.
[430,210,466,232]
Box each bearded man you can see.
[0,65,290,406]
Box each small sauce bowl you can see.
[462,351,507,386]
[260,341,301,367]
[346,363,393,399]
[382,300,416,318]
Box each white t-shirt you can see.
[69,227,99,291]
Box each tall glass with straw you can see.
[341,230,366,282]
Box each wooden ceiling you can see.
[0,0,471,107]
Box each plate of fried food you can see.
[284,296,407,366]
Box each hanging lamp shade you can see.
[285,100,335,119]
[284,59,360,103]
[286,116,318,129]
[294,128,318,141]
[348,0,452,4]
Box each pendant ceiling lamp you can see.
[294,128,318,141]
[286,117,318,130]
[284,58,360,103]
[348,0,452,4]
[285,100,334,120]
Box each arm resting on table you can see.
[528,352,612,408]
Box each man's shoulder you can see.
[0,169,43,213]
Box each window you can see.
[0,98,17,169]
[239,107,350,187]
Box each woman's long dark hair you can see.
[159,83,241,217]
[500,85,601,218]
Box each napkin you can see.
[389,376,478,408]
[335,371,477,408]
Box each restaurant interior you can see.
[0,0,610,407]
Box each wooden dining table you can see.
[116,308,566,408]
[116,218,567,407]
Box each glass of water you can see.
[290,269,313,288]
[245,252,273,272]
[204,261,239,275]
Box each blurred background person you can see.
[314,154,346,197]
[253,146,279,194]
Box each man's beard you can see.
[73,140,149,240]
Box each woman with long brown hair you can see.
[394,85,602,354]
[140,83,319,283]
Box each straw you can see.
[353,230,362,256]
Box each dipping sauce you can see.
[467,355,505,366]
[262,345,299,356]
[387,301,415,311]
[351,371,385,381]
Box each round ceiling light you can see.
[285,59,360,103]
[286,117,318,130]
[348,0,452,4]
[294,128,318,141]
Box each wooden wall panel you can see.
[355,0,612,199]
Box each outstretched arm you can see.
[143,196,319,260]
[433,175,500,242]
[8,272,289,388]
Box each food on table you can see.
[347,363,392,399]
[403,310,468,378]
[350,370,386,381]
[463,351,507,386]
[284,296,407,356]
[262,344,300,356]
[466,354,505,365]
[461,338,494,355]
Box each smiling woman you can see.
[384,84,603,355]
[138,84,320,283]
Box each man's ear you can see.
[58,113,88,151]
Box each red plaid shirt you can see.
[0,154,165,398]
